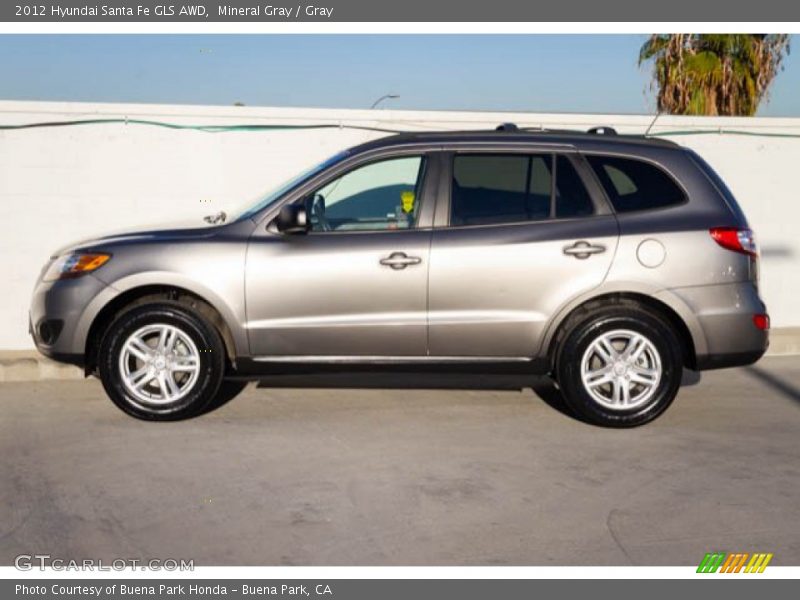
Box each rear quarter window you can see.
[586,155,686,213]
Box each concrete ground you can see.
[1,356,798,566]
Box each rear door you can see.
[428,150,619,358]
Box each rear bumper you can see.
[695,349,767,371]
[669,281,769,371]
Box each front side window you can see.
[450,154,595,226]
[586,155,686,213]
[306,156,425,232]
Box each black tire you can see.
[554,300,683,428]
[98,302,226,421]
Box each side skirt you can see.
[228,356,552,386]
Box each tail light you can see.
[753,314,770,330]
[709,227,757,256]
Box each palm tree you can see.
[639,34,790,116]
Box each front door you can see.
[245,154,432,357]
[428,151,619,358]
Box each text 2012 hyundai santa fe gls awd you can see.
[29,127,769,426]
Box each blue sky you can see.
[0,35,797,116]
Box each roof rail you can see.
[587,126,618,135]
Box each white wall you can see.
[1,100,799,350]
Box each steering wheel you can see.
[310,193,332,232]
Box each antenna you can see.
[645,110,662,136]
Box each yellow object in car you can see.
[400,190,415,214]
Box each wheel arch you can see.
[84,284,241,375]
[543,289,704,372]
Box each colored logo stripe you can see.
[720,553,749,573]
[745,553,773,573]
[697,552,773,573]
[697,553,726,573]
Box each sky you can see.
[0,34,797,116]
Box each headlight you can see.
[43,252,111,282]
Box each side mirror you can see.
[275,205,309,234]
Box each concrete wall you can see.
[1,100,799,350]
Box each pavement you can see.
[1,356,799,566]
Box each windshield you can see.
[231,150,350,222]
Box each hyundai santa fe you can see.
[29,126,769,427]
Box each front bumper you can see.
[29,274,110,367]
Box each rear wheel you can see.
[555,303,682,427]
[98,302,226,420]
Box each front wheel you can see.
[555,303,683,427]
[98,302,226,421]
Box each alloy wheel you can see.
[580,329,662,410]
[118,323,201,407]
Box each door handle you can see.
[563,241,606,259]
[380,252,422,270]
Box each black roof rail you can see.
[348,127,682,153]
[587,126,618,135]
[497,123,620,136]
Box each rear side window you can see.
[451,154,594,226]
[586,155,685,213]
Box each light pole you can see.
[370,94,400,109]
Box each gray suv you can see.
[29,126,769,426]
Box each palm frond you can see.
[639,33,791,115]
